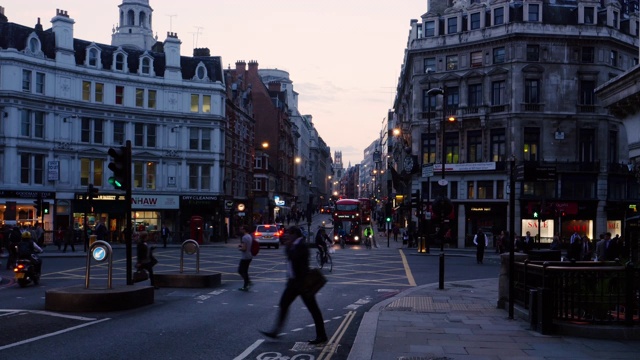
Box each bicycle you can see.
[316,243,333,272]
[364,235,372,249]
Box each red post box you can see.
[190,216,204,244]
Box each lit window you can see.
[203,95,211,113]
[191,94,199,112]
[82,81,91,101]
[136,88,144,107]
[94,83,104,103]
[148,90,156,109]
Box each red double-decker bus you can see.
[332,198,362,244]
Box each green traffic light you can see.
[533,211,539,218]
[108,176,123,189]
[386,217,391,222]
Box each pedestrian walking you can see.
[63,225,76,252]
[136,234,158,288]
[237,225,253,291]
[392,224,399,242]
[260,226,328,345]
[161,224,170,248]
[473,229,488,264]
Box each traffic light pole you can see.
[124,140,133,285]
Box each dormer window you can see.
[116,54,124,70]
[29,37,39,53]
[138,55,155,76]
[112,49,128,72]
[85,45,102,68]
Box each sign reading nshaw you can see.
[131,195,179,209]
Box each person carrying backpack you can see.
[237,225,254,291]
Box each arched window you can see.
[139,12,147,28]
[127,10,135,26]
[141,58,150,74]
[115,53,125,71]
[88,48,98,67]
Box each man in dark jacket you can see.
[260,226,328,345]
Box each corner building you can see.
[393,0,640,249]
[0,1,226,243]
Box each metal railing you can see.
[514,260,640,327]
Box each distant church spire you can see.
[111,0,156,50]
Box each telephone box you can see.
[190,216,204,244]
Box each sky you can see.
[5,0,427,167]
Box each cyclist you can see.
[363,225,376,248]
[315,227,331,265]
[337,226,346,248]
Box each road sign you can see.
[438,179,448,186]
[422,164,434,178]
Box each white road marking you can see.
[0,317,110,351]
[233,339,264,360]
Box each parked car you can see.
[254,224,280,249]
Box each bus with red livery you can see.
[332,198,362,244]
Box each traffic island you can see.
[45,285,154,312]
[153,272,221,288]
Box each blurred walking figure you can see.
[473,229,488,264]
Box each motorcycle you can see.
[14,256,41,288]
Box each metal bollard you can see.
[439,252,445,289]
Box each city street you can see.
[0,217,500,359]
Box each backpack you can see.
[250,237,260,256]
[17,241,32,257]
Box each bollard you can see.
[438,252,445,289]
[529,288,538,331]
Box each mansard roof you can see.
[0,21,222,83]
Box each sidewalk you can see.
[349,240,640,359]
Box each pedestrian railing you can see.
[514,260,640,329]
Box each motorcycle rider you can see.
[16,231,43,275]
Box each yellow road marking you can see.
[399,249,416,286]
[317,310,356,360]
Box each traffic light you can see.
[33,194,42,218]
[108,145,130,190]
[533,208,539,218]
[385,201,392,222]
[87,184,99,200]
[42,201,50,215]
[410,190,420,208]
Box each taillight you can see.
[254,232,262,237]
[14,264,25,272]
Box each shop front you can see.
[132,194,180,243]
[0,190,55,230]
[463,202,507,248]
[180,195,225,243]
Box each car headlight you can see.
[354,236,359,241]
[334,235,338,240]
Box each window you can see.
[20,153,45,185]
[148,90,157,109]
[445,86,459,109]
[80,158,104,187]
[189,164,211,190]
[28,37,39,53]
[524,79,540,103]
[491,81,505,106]
[135,123,143,146]
[115,86,124,105]
[141,58,150,74]
[82,81,91,101]
[255,156,263,169]
[202,95,211,113]
[422,133,436,165]
[147,124,156,147]
[477,181,494,199]
[471,51,482,67]
[196,66,206,80]
[94,83,104,103]
[113,121,125,145]
[581,47,594,63]
[253,178,263,191]
[493,47,505,64]
[20,110,45,139]
[467,181,475,199]
[580,80,595,105]
[135,88,144,107]
[579,129,595,163]
[189,128,199,150]
[202,129,211,150]
[523,127,539,161]
[468,84,482,107]
[424,57,436,73]
[444,132,459,164]
[422,89,437,112]
[528,4,540,22]
[584,6,595,24]
[447,17,457,34]
[88,48,98,67]
[526,45,539,61]
[189,128,211,150]
[35,72,45,94]
[80,118,103,144]
[613,11,619,29]
[494,7,504,25]
[490,128,506,162]
[191,94,199,112]
[134,123,155,148]
[133,161,156,189]
[608,131,618,164]
[115,53,125,71]
[425,20,435,37]
[611,50,618,67]
[467,130,482,163]
[446,55,458,70]
[470,12,481,30]
[22,70,31,92]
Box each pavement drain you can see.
[291,342,322,352]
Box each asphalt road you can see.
[0,216,500,359]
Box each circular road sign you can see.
[92,246,107,262]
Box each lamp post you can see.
[427,87,451,290]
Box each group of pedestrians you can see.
[567,231,622,261]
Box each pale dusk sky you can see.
[5,0,427,167]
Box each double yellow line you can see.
[317,310,356,360]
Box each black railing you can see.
[514,260,640,327]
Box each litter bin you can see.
[89,235,98,246]
[529,288,538,331]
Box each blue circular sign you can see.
[92,246,107,262]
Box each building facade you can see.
[0,2,226,243]
[393,0,640,248]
